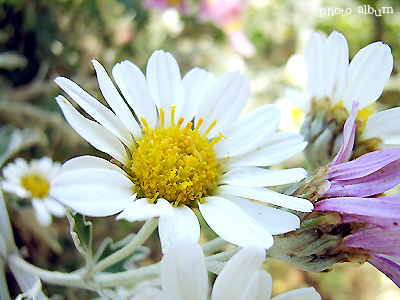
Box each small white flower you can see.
[303,30,393,113]
[132,239,321,300]
[51,50,313,250]
[2,157,65,226]
[287,31,397,158]
[304,31,400,151]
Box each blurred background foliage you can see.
[1,0,400,299]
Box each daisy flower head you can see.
[288,30,394,167]
[273,104,400,284]
[131,238,321,300]
[51,50,313,251]
[1,157,65,226]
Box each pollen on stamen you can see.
[130,108,222,207]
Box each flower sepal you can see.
[267,212,369,273]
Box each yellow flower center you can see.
[21,173,50,198]
[130,108,222,206]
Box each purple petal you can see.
[326,160,400,197]
[315,196,400,219]
[331,101,358,165]
[369,255,400,288]
[342,226,400,256]
[328,148,400,181]
[342,214,400,230]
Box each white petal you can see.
[161,239,208,300]
[227,195,301,235]
[1,181,29,198]
[217,185,313,212]
[158,205,200,252]
[226,131,307,167]
[32,199,52,226]
[58,155,126,175]
[220,166,307,187]
[43,197,65,217]
[2,158,29,180]
[363,107,400,141]
[56,96,129,164]
[214,104,280,158]
[116,198,173,222]
[46,162,62,180]
[92,60,141,138]
[212,246,266,300]
[51,167,135,217]
[180,67,216,123]
[343,41,393,111]
[199,196,273,249]
[241,271,272,300]
[305,32,325,99]
[54,76,133,146]
[195,72,249,138]
[271,288,321,300]
[323,31,349,105]
[36,157,54,174]
[146,50,185,125]
[380,137,400,147]
[112,60,158,128]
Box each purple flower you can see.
[314,102,400,287]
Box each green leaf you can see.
[67,210,93,259]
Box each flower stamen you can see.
[204,119,217,136]
[131,108,222,206]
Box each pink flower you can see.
[145,0,189,14]
[199,0,244,26]
[314,102,400,287]
[199,0,255,57]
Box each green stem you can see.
[92,218,158,274]
[0,189,16,255]
[7,254,95,290]
[201,237,229,255]
[8,253,160,290]
[94,263,160,288]
[205,246,239,263]
[6,241,239,292]
[0,261,11,300]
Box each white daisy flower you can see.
[131,239,321,300]
[303,30,393,114]
[1,157,65,226]
[286,31,394,164]
[51,50,313,250]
